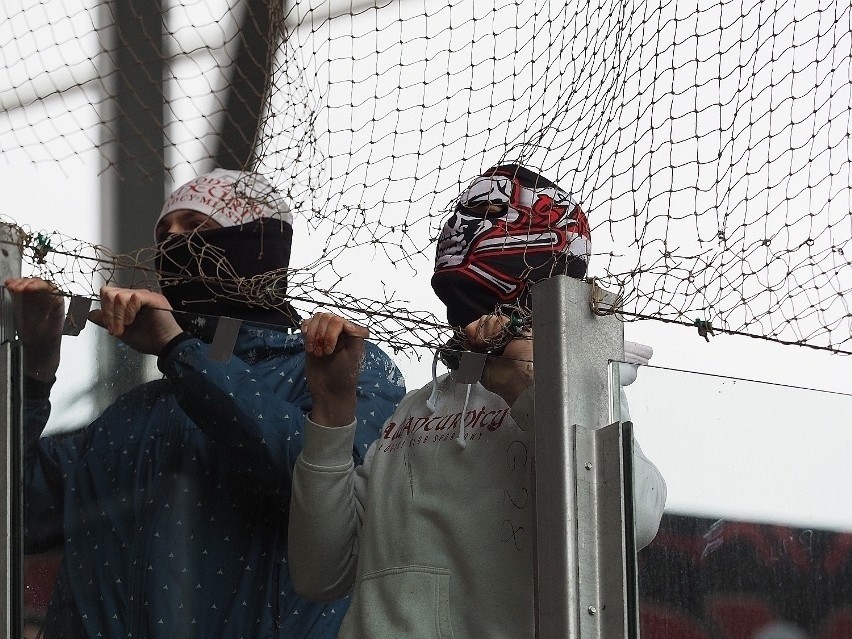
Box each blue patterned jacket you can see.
[23,325,405,638]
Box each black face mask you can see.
[156,219,301,333]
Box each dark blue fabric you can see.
[23,325,405,638]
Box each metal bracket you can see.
[575,420,637,638]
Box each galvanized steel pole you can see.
[531,275,631,638]
[0,225,23,637]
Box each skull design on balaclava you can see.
[431,164,591,327]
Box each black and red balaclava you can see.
[155,169,300,330]
[431,164,591,328]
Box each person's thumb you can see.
[343,320,370,339]
[88,309,106,329]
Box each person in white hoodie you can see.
[289,164,667,638]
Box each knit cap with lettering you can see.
[156,169,292,230]
[155,169,299,328]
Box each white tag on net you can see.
[449,351,486,384]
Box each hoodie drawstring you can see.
[425,348,441,413]
[456,383,472,449]
[427,346,471,449]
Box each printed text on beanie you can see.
[156,169,292,231]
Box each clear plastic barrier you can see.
[628,364,852,639]
[17,295,410,638]
[21,306,375,638]
[21,307,178,636]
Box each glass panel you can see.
[19,303,408,638]
[625,364,852,639]
[21,304,171,636]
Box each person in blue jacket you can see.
[5,169,405,638]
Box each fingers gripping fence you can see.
[1,0,851,352]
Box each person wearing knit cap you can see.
[5,169,405,638]
[287,164,666,638]
[154,168,301,330]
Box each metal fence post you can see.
[532,275,636,638]
[0,223,23,637]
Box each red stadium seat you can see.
[640,602,712,639]
[23,551,62,617]
[818,607,852,639]
[821,534,852,576]
[704,593,777,639]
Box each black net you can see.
[1,0,850,354]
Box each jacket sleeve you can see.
[23,377,53,449]
[158,337,403,483]
[22,378,86,552]
[288,416,375,601]
[158,336,310,480]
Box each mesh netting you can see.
[1,0,850,354]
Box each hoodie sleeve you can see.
[288,415,376,601]
[21,381,170,552]
[21,377,71,552]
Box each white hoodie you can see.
[289,347,666,638]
